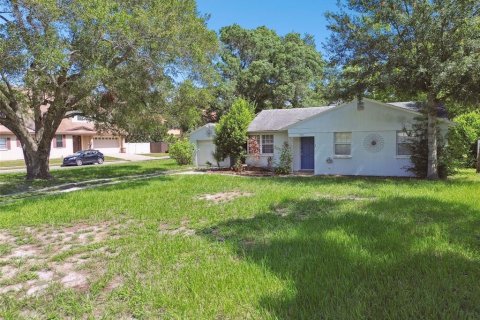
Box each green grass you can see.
[140,153,169,157]
[0,159,186,196]
[0,170,479,319]
[0,156,123,169]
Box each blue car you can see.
[62,150,105,166]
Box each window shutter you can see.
[62,135,66,148]
[6,137,11,150]
[52,136,57,148]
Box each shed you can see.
[189,123,229,167]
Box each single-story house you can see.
[190,123,229,167]
[245,98,449,177]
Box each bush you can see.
[214,98,255,167]
[274,142,293,174]
[407,115,454,179]
[447,111,480,168]
[169,140,194,165]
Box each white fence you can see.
[125,143,150,154]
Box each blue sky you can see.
[196,0,340,54]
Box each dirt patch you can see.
[0,220,134,298]
[315,193,376,201]
[159,221,195,236]
[197,191,253,204]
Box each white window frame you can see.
[261,135,274,154]
[396,131,413,156]
[334,132,352,157]
[248,134,274,155]
[0,137,7,150]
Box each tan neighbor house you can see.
[0,115,126,161]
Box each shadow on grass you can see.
[0,160,181,196]
[201,196,480,319]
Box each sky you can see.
[196,0,340,54]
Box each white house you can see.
[244,98,449,177]
[190,123,229,167]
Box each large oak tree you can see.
[326,0,480,179]
[0,0,217,179]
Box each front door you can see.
[300,137,315,170]
[73,136,82,152]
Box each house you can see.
[1,115,132,161]
[245,98,450,177]
[190,123,230,167]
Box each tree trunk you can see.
[23,145,52,180]
[426,97,439,180]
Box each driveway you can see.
[104,153,161,161]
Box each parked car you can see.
[62,150,104,166]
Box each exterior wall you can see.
[125,143,150,154]
[189,125,229,167]
[245,131,289,168]
[0,134,74,161]
[287,100,449,177]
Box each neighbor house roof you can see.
[248,106,335,132]
[387,101,449,119]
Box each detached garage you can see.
[189,123,229,167]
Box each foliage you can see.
[0,0,217,179]
[214,98,254,167]
[407,115,453,179]
[216,24,326,112]
[274,142,293,174]
[247,137,260,161]
[169,140,194,165]
[326,0,480,179]
[447,112,480,168]
[232,158,244,172]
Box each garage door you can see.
[197,140,216,166]
[93,136,119,153]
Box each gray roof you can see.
[387,101,449,118]
[247,106,334,132]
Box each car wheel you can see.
[97,158,104,164]
[76,159,83,166]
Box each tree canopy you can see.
[325,0,480,179]
[0,0,217,179]
[216,24,326,113]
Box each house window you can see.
[397,131,413,156]
[334,132,352,156]
[56,135,64,148]
[248,135,260,154]
[0,137,7,150]
[261,135,274,154]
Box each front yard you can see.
[0,163,479,319]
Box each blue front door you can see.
[300,137,315,170]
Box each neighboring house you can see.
[245,98,450,177]
[190,123,230,167]
[0,115,127,161]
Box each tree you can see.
[214,98,254,167]
[326,0,480,179]
[0,0,217,179]
[448,111,480,168]
[217,24,326,112]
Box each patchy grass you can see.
[0,169,478,319]
[140,153,169,157]
[0,156,122,169]
[0,159,187,196]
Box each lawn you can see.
[0,156,123,169]
[0,169,479,319]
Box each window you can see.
[248,135,260,154]
[56,135,64,148]
[396,131,413,156]
[261,135,274,154]
[0,137,7,150]
[334,132,352,156]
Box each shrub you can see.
[407,115,454,179]
[169,140,194,165]
[274,142,293,174]
[447,111,480,168]
[214,98,255,167]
